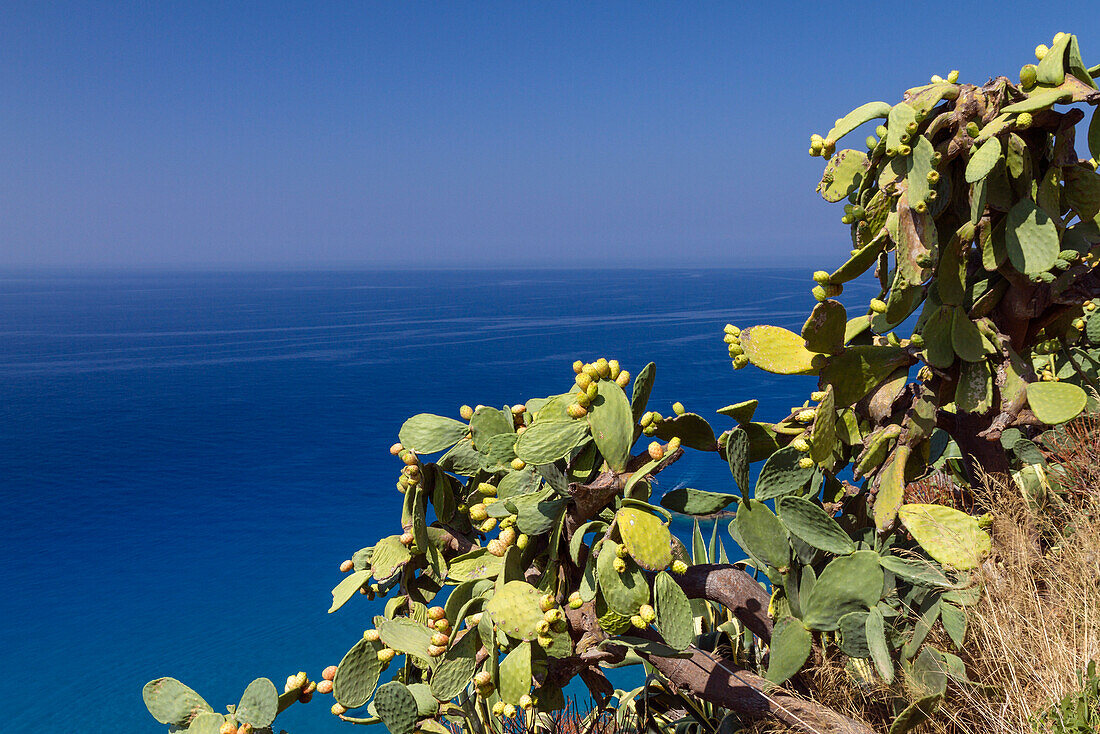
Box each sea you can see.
[0,268,871,733]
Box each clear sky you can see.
[1,2,1097,268]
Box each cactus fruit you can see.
[492,701,506,716]
[339,559,354,573]
[316,680,333,695]
[648,441,664,460]
[615,370,631,387]
[378,647,395,663]
[331,703,347,716]
[671,559,688,574]
[1035,43,1049,60]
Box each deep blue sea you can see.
[0,268,862,733]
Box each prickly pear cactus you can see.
[144,34,1100,734]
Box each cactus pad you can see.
[235,677,277,728]
[329,569,371,614]
[755,446,814,501]
[334,636,383,708]
[379,616,435,660]
[776,496,854,556]
[499,641,533,704]
[485,580,546,641]
[659,486,738,516]
[765,617,812,684]
[800,550,883,630]
[399,413,469,454]
[653,570,694,650]
[836,611,871,658]
[597,540,651,614]
[371,535,412,582]
[825,101,891,143]
[897,504,991,570]
[820,346,910,406]
[965,137,1002,183]
[1005,199,1059,275]
[514,418,590,465]
[631,361,656,423]
[469,406,513,451]
[735,500,790,572]
[809,386,836,465]
[818,149,870,202]
[617,506,673,570]
[595,592,633,635]
[448,548,502,582]
[1026,381,1088,424]
[186,713,227,734]
[374,681,420,734]
[802,300,847,355]
[652,412,718,450]
[587,379,634,472]
[726,425,750,494]
[740,326,820,375]
[142,677,213,727]
[873,445,910,531]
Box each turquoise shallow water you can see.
[0,268,870,733]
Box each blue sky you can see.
[0,2,1097,268]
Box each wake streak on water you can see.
[0,268,874,733]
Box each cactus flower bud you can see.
[331,703,347,716]
[1016,112,1033,130]
[568,593,583,609]
[537,634,554,648]
[667,436,681,453]
[724,323,741,336]
[475,671,492,687]
[1035,44,1049,60]
[516,533,529,549]
[1086,301,1097,312]
[798,457,815,469]
[613,557,627,573]
[1074,319,1086,330]
[639,604,656,623]
[364,628,381,641]
[869,299,888,314]
[732,354,749,369]
[930,74,944,83]
[503,704,517,719]
[377,647,395,663]
[615,370,630,388]
[510,457,526,471]
[812,285,828,302]
[671,560,689,574]
[947,69,959,83]
[648,441,665,460]
[519,693,533,709]
[540,593,556,612]
[966,121,980,138]
[322,665,339,681]
[795,409,816,423]
[810,390,827,401]
[672,401,686,415]
[791,437,811,452]
[317,679,333,695]
[492,701,506,716]
[630,615,646,629]
[339,559,354,573]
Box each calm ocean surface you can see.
[0,268,870,733]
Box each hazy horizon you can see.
[1,2,1097,269]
